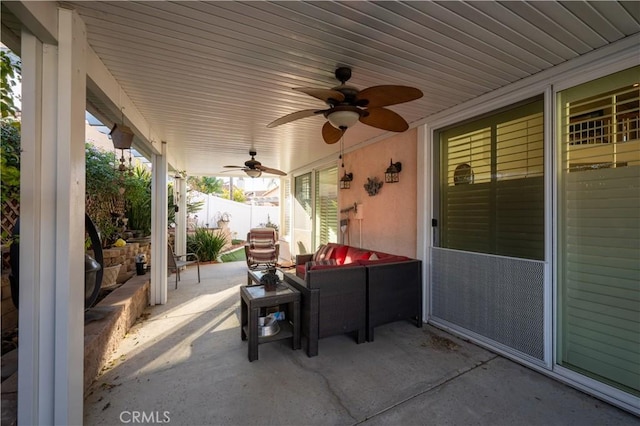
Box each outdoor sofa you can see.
[286,243,422,356]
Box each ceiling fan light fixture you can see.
[245,169,262,178]
[328,109,360,129]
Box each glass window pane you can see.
[293,173,312,255]
[557,66,640,395]
[315,166,338,247]
[438,98,544,260]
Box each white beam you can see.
[4,1,57,45]
[1,22,22,54]
[150,142,169,305]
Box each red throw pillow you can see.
[331,245,349,265]
[344,247,371,264]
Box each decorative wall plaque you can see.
[364,177,383,196]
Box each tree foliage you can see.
[1,50,21,119]
[85,144,121,246]
[1,121,21,205]
[221,187,247,203]
[187,176,224,195]
[1,49,21,206]
[125,164,152,236]
[85,144,153,244]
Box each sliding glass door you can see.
[557,66,640,395]
[293,172,313,256]
[314,166,338,249]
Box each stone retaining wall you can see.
[94,241,151,285]
[84,273,150,393]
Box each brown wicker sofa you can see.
[290,243,422,355]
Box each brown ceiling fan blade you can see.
[356,85,423,108]
[267,109,323,128]
[223,165,245,169]
[359,107,409,132]
[257,165,287,176]
[322,121,344,144]
[294,88,345,104]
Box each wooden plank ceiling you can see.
[34,2,640,175]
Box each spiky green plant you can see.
[187,227,228,262]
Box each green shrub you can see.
[1,120,20,206]
[125,165,152,236]
[187,228,228,262]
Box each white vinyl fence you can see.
[188,193,279,241]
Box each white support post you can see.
[19,29,50,426]
[417,124,432,325]
[18,8,86,425]
[175,176,188,256]
[150,142,169,305]
[54,10,86,423]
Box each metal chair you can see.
[167,244,200,289]
[244,228,279,270]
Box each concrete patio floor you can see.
[84,261,639,426]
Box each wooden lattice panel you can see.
[1,199,19,239]
[1,200,19,271]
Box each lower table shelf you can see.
[243,320,293,344]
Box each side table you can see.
[240,281,300,362]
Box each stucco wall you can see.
[338,129,418,258]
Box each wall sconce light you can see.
[384,159,402,183]
[340,171,353,189]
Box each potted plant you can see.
[215,211,231,228]
[259,268,279,291]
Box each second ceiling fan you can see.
[223,150,286,178]
[267,67,423,144]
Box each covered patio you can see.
[1,2,638,424]
[83,261,637,425]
